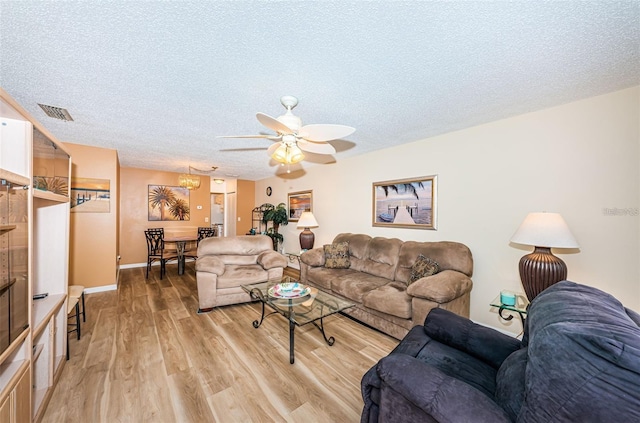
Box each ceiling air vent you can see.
[37,103,74,121]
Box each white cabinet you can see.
[0,88,71,422]
[0,359,31,423]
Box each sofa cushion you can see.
[495,348,527,421]
[195,255,225,275]
[409,254,439,284]
[331,272,389,302]
[323,241,350,268]
[333,233,372,272]
[518,281,640,422]
[257,250,288,269]
[362,281,412,319]
[359,237,403,280]
[396,241,473,284]
[217,264,268,288]
[304,267,359,290]
[415,340,498,399]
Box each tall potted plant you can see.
[262,202,289,250]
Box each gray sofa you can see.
[361,280,640,422]
[195,235,288,312]
[299,233,473,339]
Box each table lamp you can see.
[297,212,319,251]
[510,212,579,301]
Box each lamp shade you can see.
[510,212,579,249]
[272,143,305,164]
[297,212,319,228]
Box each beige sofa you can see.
[195,235,288,312]
[300,233,473,339]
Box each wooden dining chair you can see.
[184,227,217,262]
[144,230,178,279]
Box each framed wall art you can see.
[288,190,312,221]
[70,177,110,213]
[372,175,437,230]
[148,185,190,221]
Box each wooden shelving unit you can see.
[1,88,71,422]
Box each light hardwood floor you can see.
[42,263,398,422]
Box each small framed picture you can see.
[372,175,437,230]
[288,190,312,221]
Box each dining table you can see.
[163,234,197,275]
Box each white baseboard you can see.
[85,284,117,294]
[119,262,148,269]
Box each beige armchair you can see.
[195,235,288,312]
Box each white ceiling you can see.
[1,1,638,181]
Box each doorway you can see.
[210,193,225,236]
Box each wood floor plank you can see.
[42,262,398,422]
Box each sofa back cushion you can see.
[395,241,473,284]
[333,233,371,271]
[197,235,273,265]
[364,237,403,280]
[518,281,640,422]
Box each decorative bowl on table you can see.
[268,282,311,299]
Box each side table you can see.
[284,253,302,279]
[490,293,529,325]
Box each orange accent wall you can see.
[236,179,255,235]
[65,143,119,289]
[119,167,211,265]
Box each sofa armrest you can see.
[377,354,511,423]
[300,247,325,267]
[195,256,225,275]
[406,269,472,303]
[257,250,288,270]
[424,308,522,369]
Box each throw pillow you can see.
[324,241,350,269]
[409,254,439,284]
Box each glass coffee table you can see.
[242,277,354,364]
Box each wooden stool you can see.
[67,296,80,360]
[69,285,86,322]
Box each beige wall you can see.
[119,167,211,265]
[256,86,640,334]
[66,143,119,289]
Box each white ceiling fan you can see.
[218,96,355,165]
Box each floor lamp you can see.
[297,212,319,251]
[510,212,579,301]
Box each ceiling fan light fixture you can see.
[272,143,305,164]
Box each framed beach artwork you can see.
[70,177,110,213]
[288,190,312,221]
[148,185,190,221]
[372,175,437,230]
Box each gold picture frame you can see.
[288,190,312,221]
[372,175,437,230]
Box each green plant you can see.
[262,202,288,250]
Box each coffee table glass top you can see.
[241,277,354,326]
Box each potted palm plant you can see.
[262,202,288,250]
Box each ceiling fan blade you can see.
[216,134,280,139]
[256,113,294,135]
[297,139,336,155]
[298,124,355,142]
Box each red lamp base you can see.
[519,246,567,301]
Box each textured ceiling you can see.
[1,1,638,180]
